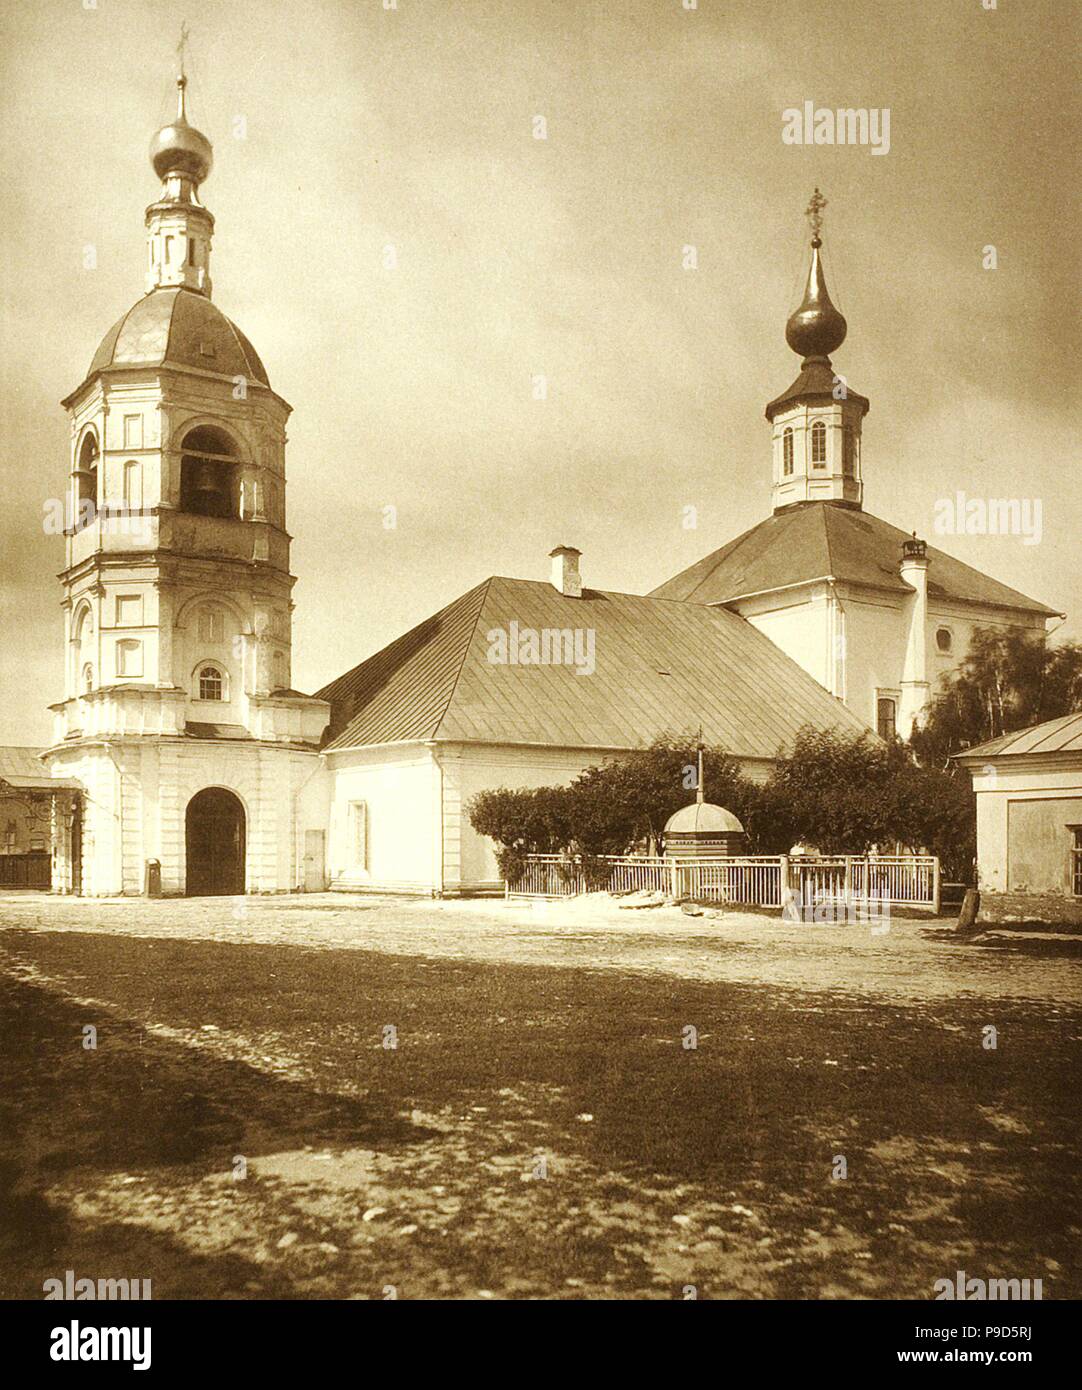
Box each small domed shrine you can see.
[663,743,747,859]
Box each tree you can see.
[466,737,756,865]
[910,629,1082,768]
[467,729,975,881]
[760,726,975,878]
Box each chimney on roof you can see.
[549,545,582,597]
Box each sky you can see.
[0,0,1079,743]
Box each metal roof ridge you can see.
[431,575,496,739]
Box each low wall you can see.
[978,891,1082,931]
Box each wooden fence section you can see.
[0,852,51,889]
[507,853,940,913]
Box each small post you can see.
[932,855,941,915]
[778,854,789,910]
[670,857,679,902]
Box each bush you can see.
[468,729,976,883]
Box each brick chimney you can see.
[549,545,582,597]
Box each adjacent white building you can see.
[956,713,1082,927]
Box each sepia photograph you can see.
[0,0,1078,1367]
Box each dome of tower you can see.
[785,241,847,359]
[86,287,269,387]
[150,119,213,183]
[149,76,213,185]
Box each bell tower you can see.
[45,52,329,897]
[766,190,870,513]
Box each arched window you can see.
[811,420,827,467]
[74,606,95,693]
[936,627,953,654]
[198,665,224,701]
[75,432,99,530]
[179,426,240,519]
[782,428,794,476]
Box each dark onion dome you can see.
[149,76,213,185]
[85,286,269,387]
[785,240,847,360]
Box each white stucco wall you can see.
[324,745,442,893]
[47,738,326,896]
[731,581,1050,736]
[967,759,1082,897]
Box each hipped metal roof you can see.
[649,502,1059,615]
[317,576,867,758]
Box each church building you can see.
[23,84,1064,898]
[650,191,1059,742]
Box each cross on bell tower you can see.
[46,53,329,898]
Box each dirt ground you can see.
[1,891,1079,1300]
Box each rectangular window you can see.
[123,460,143,509]
[843,428,856,476]
[116,639,143,678]
[349,801,367,871]
[877,696,897,741]
[1073,828,1082,898]
[123,415,143,450]
[116,594,143,627]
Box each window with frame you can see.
[843,427,856,476]
[123,460,143,510]
[116,595,143,627]
[811,419,827,467]
[1073,828,1082,898]
[349,801,367,871]
[82,663,94,694]
[3,821,15,852]
[198,665,224,701]
[877,697,897,741]
[782,427,794,476]
[75,432,99,529]
[116,639,142,679]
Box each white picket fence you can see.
[506,852,940,913]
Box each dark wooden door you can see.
[185,788,245,896]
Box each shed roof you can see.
[0,746,80,791]
[955,711,1082,761]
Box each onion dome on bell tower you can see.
[784,212,847,359]
[765,190,870,514]
[144,70,215,296]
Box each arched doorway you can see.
[185,788,246,896]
